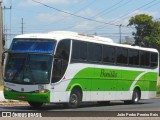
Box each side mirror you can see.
[1,53,5,66]
[1,51,8,66]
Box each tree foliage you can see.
[128,14,160,51]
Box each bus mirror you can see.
[1,51,7,66]
[1,53,5,66]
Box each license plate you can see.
[18,95,26,99]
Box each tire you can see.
[68,89,81,108]
[124,89,140,104]
[28,101,43,108]
[132,89,140,104]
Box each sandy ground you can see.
[0,86,3,91]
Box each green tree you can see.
[128,14,154,47]
[150,21,160,51]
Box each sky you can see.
[2,0,160,46]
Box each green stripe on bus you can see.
[4,90,50,103]
[135,72,157,91]
[66,67,157,91]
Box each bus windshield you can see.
[4,38,56,84]
[4,53,52,84]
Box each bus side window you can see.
[128,49,139,66]
[103,45,115,63]
[52,39,71,83]
[72,41,87,61]
[87,43,102,62]
[116,47,128,64]
[140,51,150,67]
[151,52,158,67]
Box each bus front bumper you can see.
[4,90,50,103]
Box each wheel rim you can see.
[70,94,78,105]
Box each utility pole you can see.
[119,24,122,44]
[21,18,24,34]
[3,6,12,41]
[0,0,3,62]
[0,0,3,82]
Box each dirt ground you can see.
[0,86,3,91]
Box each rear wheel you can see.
[68,89,82,108]
[132,89,140,104]
[28,101,43,108]
[124,88,140,104]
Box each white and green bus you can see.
[2,31,159,108]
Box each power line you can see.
[93,0,131,18]
[62,0,129,30]
[43,0,97,27]
[91,0,157,31]
[31,0,121,27]
[92,0,125,18]
[62,0,133,30]
[109,0,157,24]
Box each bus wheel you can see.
[28,101,43,108]
[132,88,140,104]
[124,89,140,104]
[68,89,81,108]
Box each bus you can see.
[2,31,159,108]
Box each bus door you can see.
[50,40,71,102]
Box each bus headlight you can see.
[36,89,49,93]
[4,86,12,91]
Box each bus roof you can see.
[14,31,158,53]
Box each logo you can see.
[2,112,11,117]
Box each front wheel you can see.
[28,101,43,108]
[68,89,81,108]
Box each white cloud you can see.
[36,12,70,23]
[77,8,97,18]
[73,21,95,30]
[19,0,81,7]
[35,8,99,25]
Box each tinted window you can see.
[72,41,79,59]
[128,49,139,65]
[116,47,128,64]
[72,41,87,60]
[56,40,70,61]
[103,45,115,63]
[80,42,87,60]
[140,51,150,67]
[88,43,102,62]
[151,52,158,67]
[52,39,71,83]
